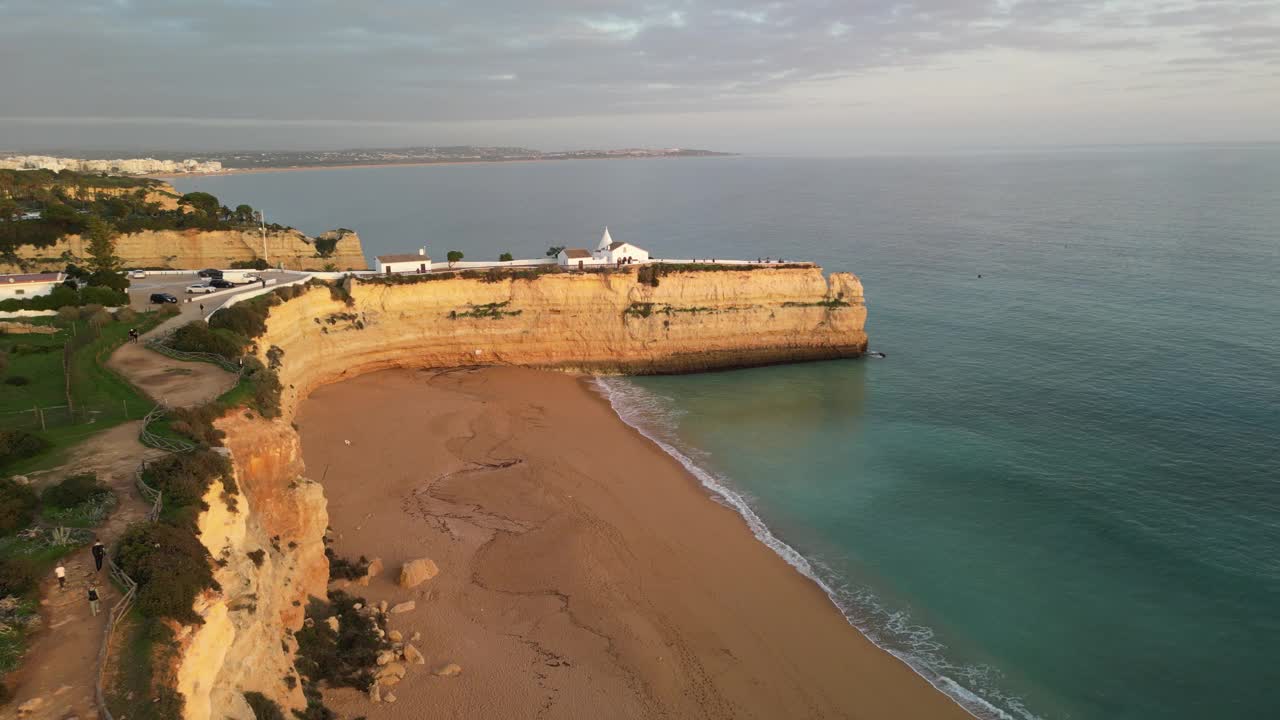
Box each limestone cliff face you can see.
[175,416,329,720]
[181,266,865,716]
[1,227,367,273]
[263,266,867,414]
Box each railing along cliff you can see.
[94,461,163,720]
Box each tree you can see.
[446,250,464,266]
[546,246,565,257]
[84,217,128,291]
[234,204,255,223]
[499,252,513,262]
[179,191,221,216]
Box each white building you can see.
[0,273,65,300]
[558,228,648,269]
[375,247,431,274]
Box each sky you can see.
[0,0,1277,155]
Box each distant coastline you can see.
[147,151,735,179]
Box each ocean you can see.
[172,146,1280,720]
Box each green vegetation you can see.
[446,249,464,265]
[0,168,283,261]
[140,449,237,520]
[294,589,390,718]
[169,320,245,361]
[231,258,271,270]
[0,477,38,536]
[105,617,184,720]
[0,431,52,470]
[313,236,339,258]
[624,302,717,319]
[546,245,565,257]
[782,296,852,308]
[0,283,128,312]
[638,262,813,287]
[448,301,523,320]
[41,471,109,508]
[244,691,286,720]
[499,252,514,261]
[116,521,219,625]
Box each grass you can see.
[2,312,164,475]
[0,322,69,414]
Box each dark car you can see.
[149,292,178,304]
[197,268,223,279]
[209,279,234,289]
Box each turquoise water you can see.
[173,147,1280,719]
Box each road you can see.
[124,270,310,323]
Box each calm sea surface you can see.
[173,147,1280,719]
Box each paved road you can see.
[125,270,309,322]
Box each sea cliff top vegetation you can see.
[0,168,288,261]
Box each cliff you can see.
[175,266,866,717]
[0,227,367,273]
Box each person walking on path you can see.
[88,586,100,616]
[55,564,66,590]
[92,540,106,572]
[199,303,204,314]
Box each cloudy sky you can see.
[1,0,1277,154]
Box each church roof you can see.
[597,226,614,251]
[562,248,592,258]
[376,253,430,263]
[607,241,629,250]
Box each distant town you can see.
[0,146,733,176]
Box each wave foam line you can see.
[592,377,1034,720]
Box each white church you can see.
[557,228,649,269]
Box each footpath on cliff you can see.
[4,315,237,720]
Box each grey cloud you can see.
[0,0,1277,148]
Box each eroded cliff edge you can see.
[181,266,866,718]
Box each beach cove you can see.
[296,367,970,719]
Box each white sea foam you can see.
[593,377,1041,720]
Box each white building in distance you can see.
[558,228,648,269]
[0,272,65,300]
[0,155,222,175]
[375,247,431,274]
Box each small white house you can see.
[0,272,65,300]
[375,247,431,274]
[558,228,648,269]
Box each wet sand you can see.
[296,367,971,719]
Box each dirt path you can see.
[1,423,163,720]
[3,323,235,718]
[106,317,237,410]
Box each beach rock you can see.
[390,600,415,614]
[369,683,381,703]
[353,602,362,610]
[434,663,463,678]
[366,557,383,577]
[388,630,403,642]
[10,475,30,486]
[404,643,425,665]
[16,697,43,715]
[398,558,439,588]
[385,693,397,703]
[377,651,395,666]
[379,600,388,614]
[325,616,339,632]
[411,631,421,642]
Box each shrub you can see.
[41,472,110,509]
[446,250,464,264]
[314,237,339,258]
[141,449,236,515]
[116,521,217,624]
[0,351,6,375]
[167,404,227,447]
[294,590,388,692]
[499,252,513,261]
[0,556,38,595]
[159,303,181,317]
[324,547,369,580]
[115,306,138,323]
[0,431,51,470]
[78,303,105,319]
[231,259,270,271]
[169,321,245,360]
[209,294,277,339]
[247,549,266,567]
[241,357,282,419]
[244,692,286,720]
[3,376,28,386]
[0,478,39,535]
[86,308,113,329]
[80,285,129,306]
[56,306,80,323]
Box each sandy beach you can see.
[296,367,970,719]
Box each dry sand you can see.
[296,367,971,719]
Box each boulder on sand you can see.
[398,558,439,588]
[404,643,425,665]
[390,600,416,614]
[359,557,383,586]
[434,662,463,677]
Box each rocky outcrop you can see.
[174,415,329,720]
[175,265,866,717]
[261,266,866,414]
[0,227,367,273]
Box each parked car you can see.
[209,279,235,289]
[149,292,178,304]
[186,283,217,294]
[197,268,223,279]
[129,270,148,279]
[220,271,259,285]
